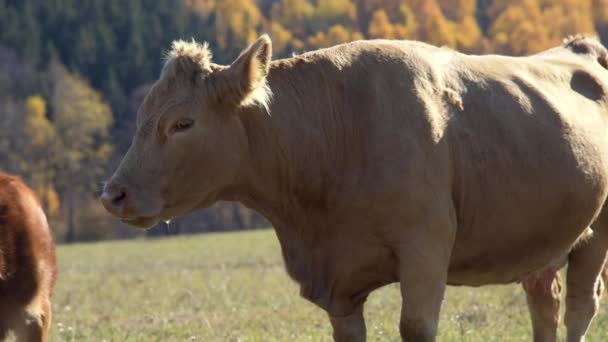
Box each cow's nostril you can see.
[112,191,127,206]
[100,181,130,215]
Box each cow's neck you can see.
[218,61,354,304]
[232,59,353,220]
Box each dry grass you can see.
[50,229,608,341]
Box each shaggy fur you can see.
[0,173,56,341]
[162,36,272,112]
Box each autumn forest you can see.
[1,0,607,241]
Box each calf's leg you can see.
[40,297,52,342]
[522,269,562,342]
[13,310,44,342]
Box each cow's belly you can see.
[447,228,578,286]
[447,189,604,286]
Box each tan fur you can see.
[103,36,608,341]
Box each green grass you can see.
[51,229,608,341]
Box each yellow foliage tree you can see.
[22,95,61,217]
[454,16,482,51]
[184,0,216,17]
[543,0,595,42]
[307,25,364,50]
[183,0,606,59]
[490,0,550,54]
[214,0,263,52]
[358,0,410,25]
[410,0,457,47]
[271,0,315,37]
[24,96,56,148]
[270,22,294,54]
[368,10,395,39]
[307,30,327,48]
[594,0,608,24]
[438,0,476,22]
[326,24,355,46]
[312,0,357,32]
[489,0,598,55]
[594,0,608,42]
[365,3,417,39]
[49,61,113,241]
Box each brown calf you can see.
[0,172,56,341]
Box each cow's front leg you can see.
[329,304,366,342]
[399,264,447,341]
[396,217,455,341]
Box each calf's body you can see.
[0,173,56,341]
[102,36,608,341]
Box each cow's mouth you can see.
[119,196,210,229]
[121,216,161,229]
[120,205,182,229]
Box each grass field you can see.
[51,229,608,341]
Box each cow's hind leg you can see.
[564,228,608,342]
[329,304,366,342]
[522,269,562,342]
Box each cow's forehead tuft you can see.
[162,39,213,77]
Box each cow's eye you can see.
[172,118,194,133]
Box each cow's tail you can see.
[601,265,608,296]
[599,49,608,70]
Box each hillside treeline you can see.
[1,0,607,242]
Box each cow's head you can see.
[100,35,272,228]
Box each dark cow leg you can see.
[329,304,366,342]
[564,229,608,342]
[522,269,562,342]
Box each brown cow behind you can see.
[0,172,56,341]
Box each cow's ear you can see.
[206,35,272,109]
